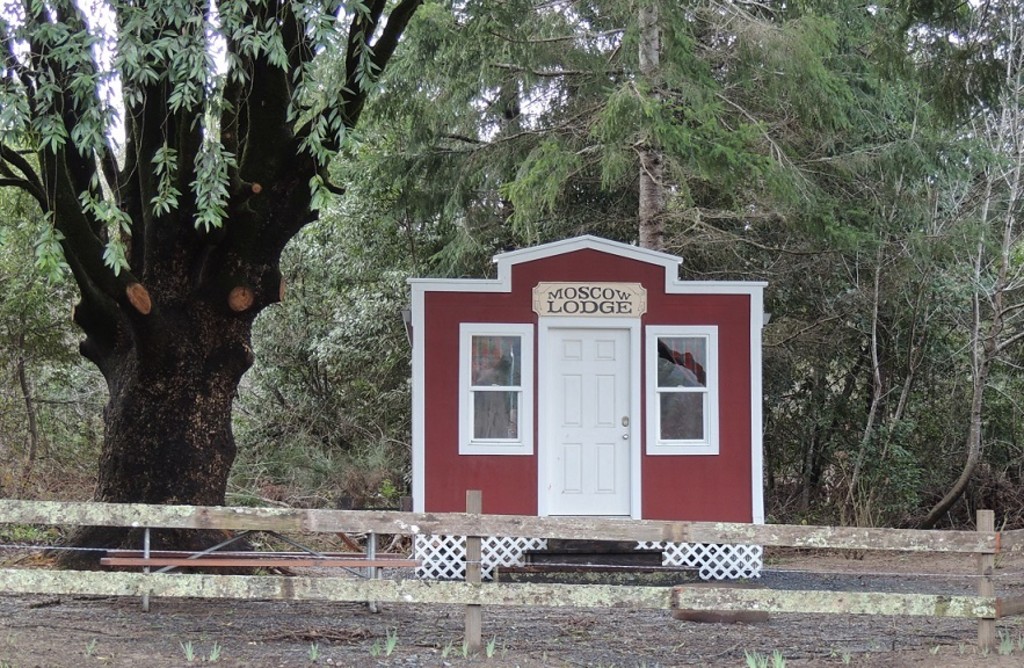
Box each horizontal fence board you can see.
[1000,530,1024,552]
[0,500,998,554]
[997,596,1024,618]
[99,558,420,569]
[671,586,996,619]
[734,524,996,554]
[106,550,411,560]
[0,569,1003,618]
[0,569,672,609]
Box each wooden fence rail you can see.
[0,499,1001,553]
[0,569,1000,618]
[1000,528,1024,551]
[0,498,1021,652]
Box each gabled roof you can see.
[408,234,765,293]
[493,235,681,276]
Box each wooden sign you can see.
[533,282,647,317]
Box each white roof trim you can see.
[407,277,510,293]
[408,236,766,296]
[665,280,767,295]
[493,235,681,272]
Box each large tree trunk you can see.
[97,305,253,506]
[50,105,309,566]
[58,277,262,567]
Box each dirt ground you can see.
[3,550,1024,667]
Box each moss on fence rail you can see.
[672,585,997,618]
[0,500,1000,553]
[0,569,672,609]
[0,569,1003,619]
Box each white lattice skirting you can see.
[636,541,763,580]
[414,536,762,581]
[414,535,549,580]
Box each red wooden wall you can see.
[421,248,753,522]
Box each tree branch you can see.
[319,168,346,196]
[996,326,1024,354]
[40,152,127,295]
[368,0,424,87]
[0,177,43,199]
[484,28,624,45]
[32,5,101,204]
[367,0,389,36]
[236,2,301,182]
[0,145,47,209]
[490,62,612,77]
[296,0,423,154]
[441,133,487,145]
[765,315,844,348]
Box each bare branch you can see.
[490,62,613,77]
[682,216,839,257]
[484,28,624,45]
[996,326,1024,354]
[440,133,487,145]
[765,315,844,348]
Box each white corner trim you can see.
[411,283,427,513]
[750,290,766,524]
[629,322,643,520]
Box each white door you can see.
[545,328,631,515]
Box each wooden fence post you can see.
[366,531,379,614]
[977,509,996,651]
[141,526,151,612]
[465,490,482,654]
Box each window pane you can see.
[656,337,707,388]
[471,336,522,386]
[474,391,519,439]
[660,393,704,440]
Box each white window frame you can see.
[459,323,534,455]
[645,325,719,455]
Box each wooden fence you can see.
[0,496,1022,652]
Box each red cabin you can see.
[409,236,765,579]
